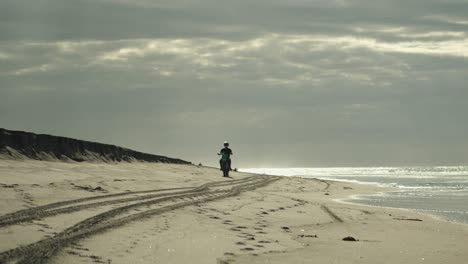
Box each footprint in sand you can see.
[66,250,79,256]
[222,220,233,225]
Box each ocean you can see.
[240,167,468,225]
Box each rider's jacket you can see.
[220,147,233,161]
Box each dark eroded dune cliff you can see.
[0,128,190,164]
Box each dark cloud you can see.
[1,0,468,166]
[2,0,468,41]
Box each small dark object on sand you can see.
[324,193,330,195]
[298,234,318,238]
[75,185,106,192]
[342,236,358,241]
[393,217,423,222]
[281,226,290,231]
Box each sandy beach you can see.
[1,160,467,264]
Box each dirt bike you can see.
[220,159,230,177]
[218,152,231,177]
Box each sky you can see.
[1,0,468,167]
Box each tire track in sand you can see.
[0,176,279,264]
[0,176,258,227]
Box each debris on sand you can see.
[342,236,358,241]
[393,217,423,222]
[297,234,318,238]
[0,183,18,188]
[74,185,106,192]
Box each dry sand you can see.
[0,160,467,264]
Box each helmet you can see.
[224,141,229,146]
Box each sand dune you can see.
[0,128,189,164]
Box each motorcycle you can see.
[220,159,231,177]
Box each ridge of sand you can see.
[0,160,467,264]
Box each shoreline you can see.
[1,160,468,263]
[338,186,468,227]
[335,195,468,228]
[242,169,468,228]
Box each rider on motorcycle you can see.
[218,141,233,172]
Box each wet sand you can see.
[0,160,467,263]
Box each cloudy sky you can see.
[1,0,467,167]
